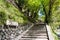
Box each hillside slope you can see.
[0,0,28,24]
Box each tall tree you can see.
[6,0,41,23]
[6,0,60,24]
[40,0,57,24]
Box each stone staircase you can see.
[19,24,49,40]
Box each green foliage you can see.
[15,0,41,22]
[50,0,60,28]
[26,0,41,11]
[0,12,7,25]
[17,0,41,11]
[0,0,28,24]
[48,0,60,40]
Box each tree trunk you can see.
[6,0,37,23]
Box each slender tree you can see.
[6,0,41,23]
[41,0,56,24]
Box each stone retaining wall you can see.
[0,23,32,40]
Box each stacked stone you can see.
[0,23,32,40]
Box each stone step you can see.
[19,24,48,40]
[30,28,46,30]
[24,33,47,36]
[22,36,47,39]
[20,38,48,40]
[26,31,46,34]
[27,29,46,31]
